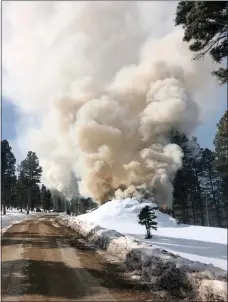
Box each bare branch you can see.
[193,33,227,60]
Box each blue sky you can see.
[2,99,18,140]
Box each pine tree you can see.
[17,170,29,212]
[31,184,41,211]
[175,1,228,84]
[18,151,42,214]
[172,132,195,224]
[171,132,206,226]
[1,140,16,215]
[200,148,222,227]
[138,205,158,239]
[213,111,228,194]
[41,184,47,211]
[51,189,66,212]
[8,175,17,209]
[46,189,53,212]
[190,141,206,226]
[41,185,53,212]
[213,111,228,227]
[66,200,71,215]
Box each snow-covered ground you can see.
[57,199,227,300]
[1,209,45,230]
[2,209,28,229]
[77,198,227,271]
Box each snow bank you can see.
[57,217,227,301]
[57,198,227,300]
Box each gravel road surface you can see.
[2,215,155,301]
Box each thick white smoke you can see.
[2,2,217,206]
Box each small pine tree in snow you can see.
[138,205,158,239]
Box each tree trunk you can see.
[181,194,189,224]
[3,198,6,215]
[146,228,151,239]
[191,197,196,225]
[3,203,6,215]
[198,194,205,226]
[208,168,221,227]
[3,189,6,215]
[194,169,205,226]
[20,196,23,212]
[9,187,13,210]
[172,206,175,218]
[76,201,79,216]
[27,187,31,215]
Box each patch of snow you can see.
[1,210,45,231]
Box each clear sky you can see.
[2,98,17,140]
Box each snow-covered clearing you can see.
[77,198,227,271]
[1,209,45,232]
[2,209,28,229]
[57,198,227,301]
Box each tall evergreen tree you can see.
[190,139,206,226]
[200,148,222,227]
[51,189,66,212]
[1,140,16,215]
[171,132,206,225]
[172,133,194,224]
[213,111,228,182]
[175,1,228,84]
[46,189,53,212]
[213,110,228,226]
[41,184,52,212]
[18,151,42,214]
[17,170,29,212]
[31,184,41,211]
[41,184,47,211]
[8,175,17,209]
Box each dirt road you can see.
[1,215,154,301]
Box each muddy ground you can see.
[1,215,162,301]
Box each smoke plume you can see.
[3,2,217,206]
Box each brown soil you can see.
[1,215,159,301]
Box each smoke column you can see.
[2,2,217,206]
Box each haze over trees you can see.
[175,1,228,84]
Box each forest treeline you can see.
[170,111,227,227]
[1,111,227,228]
[1,145,97,216]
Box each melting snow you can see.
[1,209,45,231]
